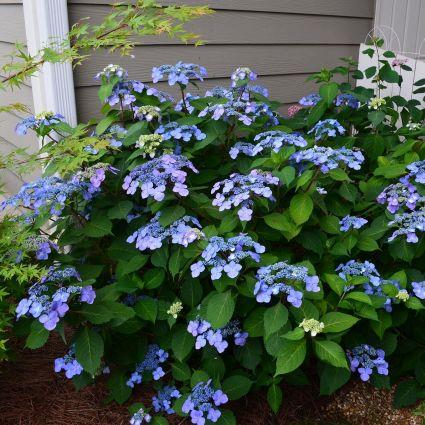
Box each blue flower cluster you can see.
[308,119,346,141]
[254,261,320,306]
[175,93,200,114]
[127,213,203,251]
[95,64,128,81]
[16,266,95,330]
[229,130,307,159]
[152,386,181,414]
[182,380,228,425]
[198,99,278,126]
[127,345,169,388]
[347,345,388,381]
[377,177,422,214]
[130,407,152,425]
[191,234,265,280]
[133,105,161,122]
[406,160,425,184]
[187,318,248,353]
[339,215,368,232]
[291,146,364,173]
[336,260,400,312]
[106,80,146,107]
[388,208,425,243]
[15,112,65,136]
[17,235,58,261]
[231,67,257,87]
[122,154,198,200]
[335,93,359,109]
[152,62,207,86]
[211,170,279,221]
[155,122,206,142]
[299,93,321,107]
[412,281,425,299]
[1,164,114,217]
[54,345,83,379]
[205,86,233,100]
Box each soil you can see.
[0,335,422,425]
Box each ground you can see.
[0,335,422,425]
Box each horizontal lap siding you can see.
[0,3,37,195]
[70,1,374,121]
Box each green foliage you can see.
[2,36,425,421]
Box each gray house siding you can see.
[0,2,37,197]
[68,0,375,121]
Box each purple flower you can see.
[340,215,368,232]
[412,281,425,299]
[182,380,228,424]
[123,154,198,201]
[347,345,388,382]
[54,345,83,379]
[299,93,321,107]
[126,345,169,388]
[191,235,265,280]
[254,262,320,306]
[308,119,346,141]
[152,62,207,86]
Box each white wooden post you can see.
[22,0,77,136]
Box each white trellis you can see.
[357,26,425,108]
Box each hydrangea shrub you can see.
[4,40,425,421]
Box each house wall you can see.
[374,0,425,58]
[67,0,375,121]
[0,1,37,197]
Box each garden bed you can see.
[0,335,421,425]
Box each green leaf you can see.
[171,325,194,361]
[144,269,166,289]
[81,300,134,325]
[283,327,305,341]
[96,114,117,135]
[172,362,192,382]
[74,328,104,375]
[107,371,132,404]
[264,212,297,233]
[289,194,313,225]
[116,255,148,278]
[84,215,113,238]
[370,311,392,339]
[319,365,350,395]
[328,168,349,181]
[135,298,158,323]
[244,307,265,337]
[264,303,288,336]
[181,278,203,308]
[158,206,186,227]
[222,375,252,400]
[306,100,328,126]
[267,384,283,414]
[275,166,295,186]
[320,216,340,234]
[368,110,386,126]
[345,291,372,305]
[275,339,307,375]
[313,340,347,368]
[107,201,133,220]
[219,214,239,234]
[206,291,235,329]
[393,380,422,408]
[216,410,236,425]
[357,237,379,252]
[26,320,49,349]
[169,248,185,278]
[319,82,339,105]
[321,312,359,333]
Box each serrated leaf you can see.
[289,194,313,225]
[275,339,306,375]
[171,325,194,361]
[74,328,104,375]
[84,215,113,238]
[158,206,186,227]
[26,320,49,349]
[107,201,133,220]
[313,340,347,368]
[321,312,359,333]
[222,375,252,400]
[264,303,288,336]
[267,384,283,413]
[206,291,235,329]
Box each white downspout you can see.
[22,0,77,137]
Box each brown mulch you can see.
[0,335,422,425]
